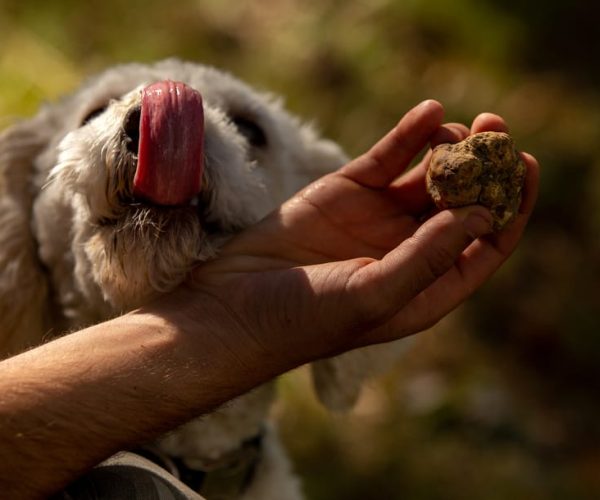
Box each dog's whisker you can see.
[41,173,58,191]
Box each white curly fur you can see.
[0,59,406,499]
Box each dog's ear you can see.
[310,341,410,411]
[0,109,56,357]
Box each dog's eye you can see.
[80,105,108,126]
[231,116,267,148]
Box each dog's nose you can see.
[124,107,141,155]
[132,81,205,206]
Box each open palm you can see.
[191,100,539,366]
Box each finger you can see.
[389,122,470,214]
[471,112,509,134]
[340,100,444,188]
[517,152,540,215]
[430,122,470,147]
[378,152,540,340]
[344,205,493,331]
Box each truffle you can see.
[426,131,526,231]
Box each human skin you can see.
[0,100,539,498]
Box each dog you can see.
[0,59,404,499]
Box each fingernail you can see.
[418,99,442,112]
[463,210,493,238]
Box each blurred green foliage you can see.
[1,1,599,498]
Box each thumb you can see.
[346,205,493,323]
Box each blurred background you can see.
[1,0,599,498]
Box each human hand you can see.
[183,100,539,374]
[0,101,537,499]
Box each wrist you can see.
[133,284,290,404]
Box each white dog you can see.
[0,59,402,499]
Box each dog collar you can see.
[135,431,263,499]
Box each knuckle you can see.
[344,265,392,326]
[421,243,457,279]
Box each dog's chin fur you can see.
[0,58,408,499]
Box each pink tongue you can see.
[133,81,204,206]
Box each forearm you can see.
[0,288,283,498]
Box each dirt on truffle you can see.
[426,131,526,231]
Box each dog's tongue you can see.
[133,81,204,206]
